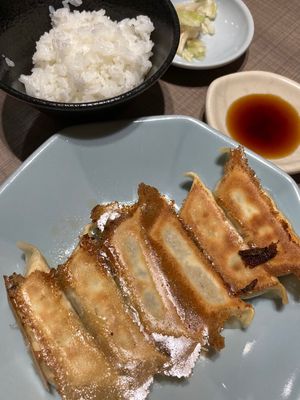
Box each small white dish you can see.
[206,70,300,173]
[171,0,254,69]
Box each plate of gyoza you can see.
[1,115,300,400]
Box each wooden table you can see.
[0,0,300,184]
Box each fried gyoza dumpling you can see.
[136,184,254,351]
[92,203,201,378]
[215,147,300,279]
[180,173,287,302]
[4,267,121,400]
[56,234,167,393]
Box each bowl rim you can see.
[0,0,180,112]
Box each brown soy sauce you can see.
[226,94,300,159]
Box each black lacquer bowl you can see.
[0,0,179,114]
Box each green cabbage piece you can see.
[176,0,217,61]
[182,39,206,61]
[177,9,205,28]
[195,0,218,19]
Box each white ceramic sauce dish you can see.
[206,70,300,173]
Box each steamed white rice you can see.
[19,7,154,102]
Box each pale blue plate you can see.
[171,0,254,69]
[0,116,299,399]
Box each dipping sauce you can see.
[226,94,300,159]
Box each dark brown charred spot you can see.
[239,243,277,267]
[240,279,258,294]
[91,202,118,222]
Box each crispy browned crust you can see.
[215,147,300,278]
[96,204,202,378]
[137,183,254,351]
[4,270,120,400]
[100,205,190,338]
[56,234,167,382]
[4,274,52,390]
[180,172,287,303]
[90,202,132,223]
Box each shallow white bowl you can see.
[171,0,254,69]
[206,70,300,173]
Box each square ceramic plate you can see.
[0,115,300,400]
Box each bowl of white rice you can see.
[0,0,179,113]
